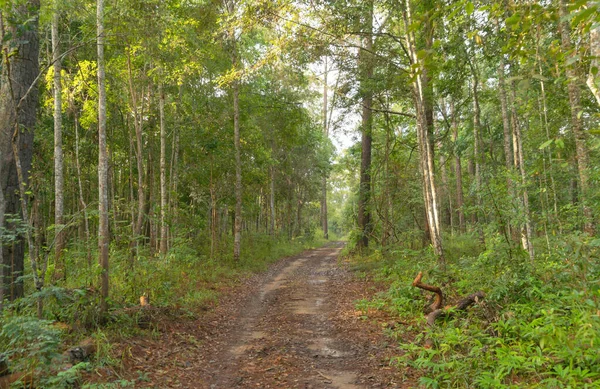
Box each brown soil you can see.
[100,243,416,388]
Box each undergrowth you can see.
[349,232,600,388]
[0,231,328,387]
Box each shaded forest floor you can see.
[87,242,416,388]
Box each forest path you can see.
[114,243,414,388]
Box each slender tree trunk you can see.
[357,0,373,249]
[210,156,218,260]
[51,2,65,278]
[127,53,145,254]
[510,86,534,262]
[559,0,594,234]
[321,57,329,239]
[404,0,445,265]
[270,164,276,235]
[471,70,486,246]
[74,115,91,266]
[232,65,242,261]
[229,27,242,261]
[451,101,465,233]
[535,26,560,230]
[97,0,110,314]
[169,90,180,231]
[159,83,167,256]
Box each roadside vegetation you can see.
[347,233,600,388]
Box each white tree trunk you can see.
[97,0,110,314]
[52,1,65,274]
[159,83,167,256]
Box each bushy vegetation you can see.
[0,232,327,386]
[350,233,600,388]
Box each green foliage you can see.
[0,316,62,373]
[355,233,600,388]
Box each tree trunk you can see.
[270,164,276,235]
[0,2,40,301]
[232,64,242,261]
[587,25,600,106]
[127,52,145,255]
[357,0,373,249]
[321,57,329,240]
[52,2,65,278]
[510,86,534,262]
[471,70,485,246]
[451,101,465,233]
[404,0,445,266]
[559,0,594,234]
[74,115,91,266]
[97,0,110,314]
[159,83,167,256]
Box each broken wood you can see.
[412,272,485,347]
[412,271,443,312]
[425,291,485,326]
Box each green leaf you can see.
[539,139,554,149]
[506,13,520,26]
[572,7,596,25]
[466,2,474,15]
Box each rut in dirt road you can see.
[206,243,405,388]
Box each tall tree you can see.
[559,0,594,234]
[52,0,65,276]
[0,0,41,300]
[321,57,329,240]
[159,83,167,256]
[97,0,109,314]
[225,0,242,262]
[404,0,445,265]
[357,0,373,249]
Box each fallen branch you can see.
[412,272,485,348]
[412,271,443,312]
[426,291,485,326]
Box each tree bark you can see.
[587,25,600,106]
[127,52,146,255]
[451,100,465,233]
[232,57,242,261]
[74,115,91,266]
[226,0,242,262]
[321,57,329,240]
[404,0,445,266]
[97,0,110,314]
[509,86,534,262]
[357,0,373,249]
[52,2,65,277]
[270,164,276,236]
[159,83,167,256]
[559,0,594,234]
[0,2,40,301]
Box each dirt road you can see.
[117,243,412,388]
